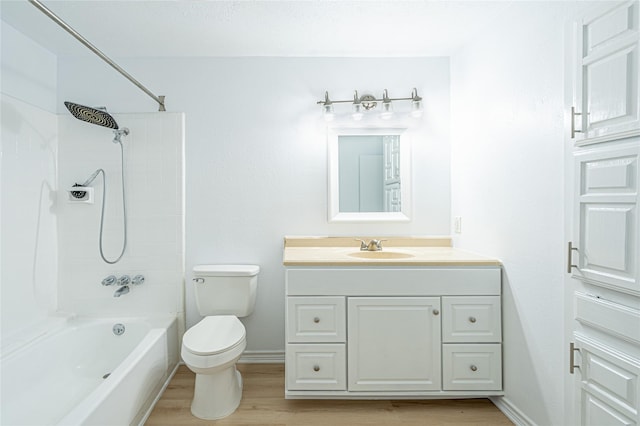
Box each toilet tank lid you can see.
[193,264,260,277]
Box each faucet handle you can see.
[131,275,145,285]
[355,239,368,250]
[116,275,131,286]
[101,275,117,286]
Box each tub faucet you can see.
[113,285,130,297]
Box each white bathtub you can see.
[0,315,179,425]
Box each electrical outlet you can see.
[454,216,462,234]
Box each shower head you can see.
[64,101,119,130]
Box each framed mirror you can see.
[328,127,411,222]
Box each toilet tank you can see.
[192,265,259,317]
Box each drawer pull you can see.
[469,316,477,323]
[313,317,320,323]
[313,365,320,372]
[470,365,478,372]
[433,309,440,316]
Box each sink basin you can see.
[348,251,414,259]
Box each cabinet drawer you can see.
[442,296,501,343]
[443,344,502,391]
[286,344,346,390]
[287,296,346,343]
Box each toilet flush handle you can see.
[193,278,204,283]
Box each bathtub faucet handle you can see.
[101,275,117,286]
[131,275,145,285]
[117,275,130,286]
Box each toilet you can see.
[181,264,259,420]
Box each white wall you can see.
[0,22,58,350]
[57,57,451,351]
[56,112,184,318]
[450,2,598,424]
[1,19,185,350]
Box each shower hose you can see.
[92,140,127,264]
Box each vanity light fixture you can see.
[318,88,423,121]
[410,88,423,118]
[322,91,335,121]
[380,89,393,120]
[352,90,364,121]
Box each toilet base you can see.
[191,366,243,420]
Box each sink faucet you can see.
[356,239,386,251]
[113,286,130,297]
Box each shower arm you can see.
[28,0,166,112]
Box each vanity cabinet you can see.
[285,267,503,399]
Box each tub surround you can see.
[283,236,501,266]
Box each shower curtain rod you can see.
[28,0,166,112]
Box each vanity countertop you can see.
[283,236,501,266]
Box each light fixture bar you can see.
[316,88,422,106]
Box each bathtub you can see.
[0,315,179,425]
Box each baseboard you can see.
[239,350,285,364]
[490,396,536,426]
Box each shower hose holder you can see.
[68,185,94,203]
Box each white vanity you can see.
[283,237,503,399]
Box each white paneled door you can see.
[566,3,640,425]
[572,143,640,295]
[571,1,640,144]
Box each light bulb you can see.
[380,101,393,120]
[352,102,364,121]
[410,99,423,118]
[323,103,334,121]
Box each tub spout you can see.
[113,285,130,297]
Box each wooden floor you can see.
[145,364,512,425]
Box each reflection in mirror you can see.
[328,128,411,223]
[338,135,400,213]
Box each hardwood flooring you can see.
[145,364,512,425]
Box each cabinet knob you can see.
[313,365,320,372]
[433,309,440,316]
[470,365,478,372]
[313,317,320,323]
[469,316,476,323]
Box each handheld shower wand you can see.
[82,169,101,186]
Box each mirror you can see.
[328,127,411,222]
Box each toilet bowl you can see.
[181,316,247,419]
[181,265,259,420]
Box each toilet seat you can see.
[183,315,246,356]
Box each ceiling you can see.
[1,1,516,58]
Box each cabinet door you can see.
[574,335,640,425]
[572,142,639,295]
[572,1,640,144]
[347,297,441,391]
